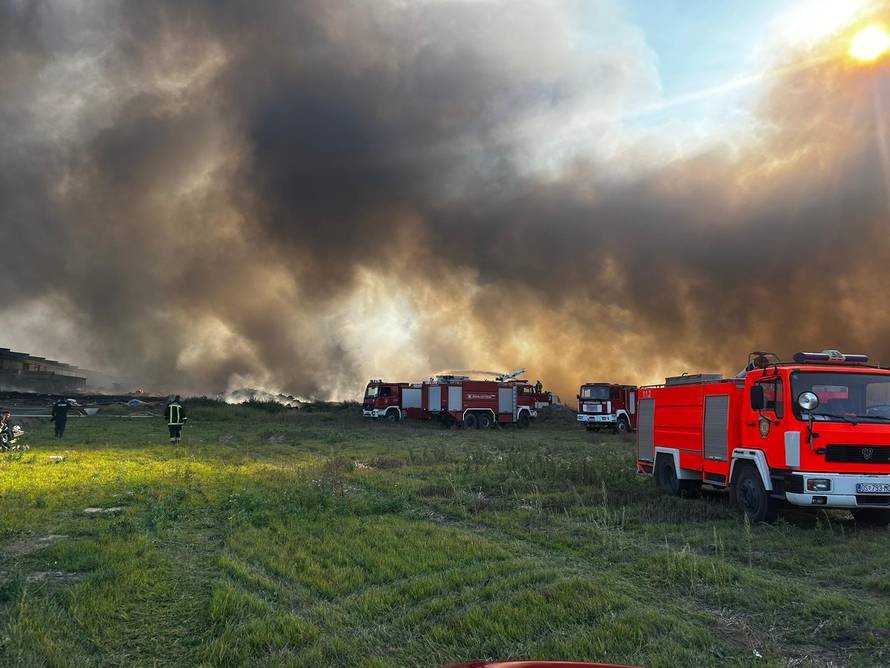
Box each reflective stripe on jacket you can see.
[166,403,184,426]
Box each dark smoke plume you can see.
[2,0,890,399]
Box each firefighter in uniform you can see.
[51,398,71,439]
[0,411,12,447]
[165,396,186,443]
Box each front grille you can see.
[856,495,890,506]
[825,445,890,464]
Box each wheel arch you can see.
[462,408,496,421]
[653,447,700,481]
[729,449,773,491]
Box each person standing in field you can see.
[165,395,186,443]
[51,398,70,439]
[0,411,12,447]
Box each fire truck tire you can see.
[478,412,493,430]
[463,413,479,429]
[517,412,530,429]
[680,480,702,499]
[851,508,890,526]
[655,455,680,496]
[733,465,777,523]
[615,417,630,434]
[385,408,400,423]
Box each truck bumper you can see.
[362,410,383,418]
[577,413,615,424]
[785,472,890,509]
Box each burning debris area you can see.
[221,388,308,408]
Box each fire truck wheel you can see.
[733,465,778,523]
[463,413,479,429]
[680,480,702,499]
[517,412,530,429]
[478,412,493,430]
[655,455,680,496]
[851,508,890,526]
[385,409,400,423]
[615,417,630,434]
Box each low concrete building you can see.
[0,348,87,394]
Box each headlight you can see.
[806,478,831,492]
[798,391,819,411]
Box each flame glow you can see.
[850,25,890,62]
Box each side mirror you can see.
[798,391,819,411]
[750,384,765,410]
[576,394,581,400]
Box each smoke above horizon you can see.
[3,0,890,400]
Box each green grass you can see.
[1,404,888,667]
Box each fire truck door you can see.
[498,387,515,415]
[428,385,441,412]
[448,386,462,412]
[745,377,785,456]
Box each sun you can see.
[849,25,890,62]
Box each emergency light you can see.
[792,350,869,364]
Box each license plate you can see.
[856,482,890,494]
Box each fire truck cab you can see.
[577,383,638,433]
[636,351,890,524]
[362,380,410,421]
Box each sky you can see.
[2,0,890,401]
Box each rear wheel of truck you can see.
[852,508,890,527]
[680,480,702,499]
[615,416,630,434]
[655,455,680,496]
[733,465,777,523]
[463,412,478,429]
[517,412,530,429]
[385,409,400,423]
[478,412,493,430]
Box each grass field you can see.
[1,402,889,667]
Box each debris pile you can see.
[223,387,307,408]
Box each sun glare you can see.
[849,25,890,62]
[779,1,860,45]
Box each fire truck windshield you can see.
[580,386,609,400]
[790,371,890,422]
[365,386,379,399]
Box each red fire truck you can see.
[636,351,890,524]
[418,374,538,428]
[576,383,638,433]
[362,380,412,421]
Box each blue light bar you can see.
[843,354,870,363]
[793,352,830,362]
[793,352,869,363]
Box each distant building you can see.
[0,348,87,394]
